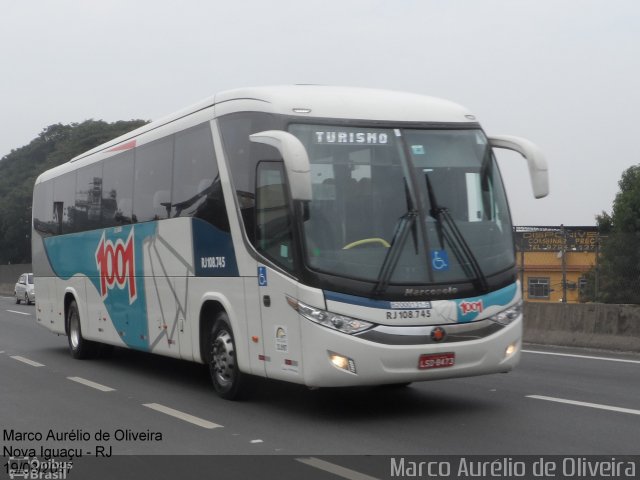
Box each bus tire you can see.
[67,300,98,359]
[208,312,245,400]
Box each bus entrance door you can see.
[257,265,304,383]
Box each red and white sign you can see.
[459,299,483,315]
[95,229,137,303]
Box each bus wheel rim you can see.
[212,330,234,387]
[70,315,80,349]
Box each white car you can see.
[15,273,35,305]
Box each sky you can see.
[1,0,639,226]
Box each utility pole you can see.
[595,233,600,300]
[561,224,567,303]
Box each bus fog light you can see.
[505,342,518,357]
[328,351,357,374]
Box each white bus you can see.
[32,86,548,399]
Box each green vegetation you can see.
[0,120,147,264]
[582,165,640,303]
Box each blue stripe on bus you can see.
[44,222,156,351]
[192,218,239,277]
[43,218,239,351]
[325,283,518,323]
[455,283,519,323]
[324,291,395,309]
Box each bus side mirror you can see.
[489,135,549,199]
[250,130,312,201]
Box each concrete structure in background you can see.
[524,302,640,352]
[515,226,598,303]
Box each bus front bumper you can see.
[299,316,522,388]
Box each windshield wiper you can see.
[425,175,489,292]
[372,210,418,297]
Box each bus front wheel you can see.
[208,312,245,400]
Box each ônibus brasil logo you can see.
[95,229,137,304]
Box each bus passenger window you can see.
[133,137,173,222]
[102,152,134,226]
[53,172,77,234]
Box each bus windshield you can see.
[289,124,515,288]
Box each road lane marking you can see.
[527,395,640,416]
[297,457,381,480]
[523,349,640,365]
[11,356,45,367]
[7,310,31,316]
[67,376,115,392]
[142,403,222,429]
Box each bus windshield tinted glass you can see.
[288,124,515,286]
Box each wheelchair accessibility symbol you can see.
[258,266,268,286]
[431,250,450,271]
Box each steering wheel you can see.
[342,237,391,250]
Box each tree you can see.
[590,165,640,303]
[0,119,147,264]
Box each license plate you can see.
[418,352,455,370]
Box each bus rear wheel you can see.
[67,300,98,359]
[208,312,245,400]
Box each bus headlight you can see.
[287,297,374,334]
[487,301,523,325]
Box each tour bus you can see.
[32,85,548,399]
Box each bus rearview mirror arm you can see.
[249,130,312,201]
[489,135,549,199]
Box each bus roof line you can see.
[69,96,270,164]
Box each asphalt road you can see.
[1,295,639,479]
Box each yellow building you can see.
[514,226,598,303]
